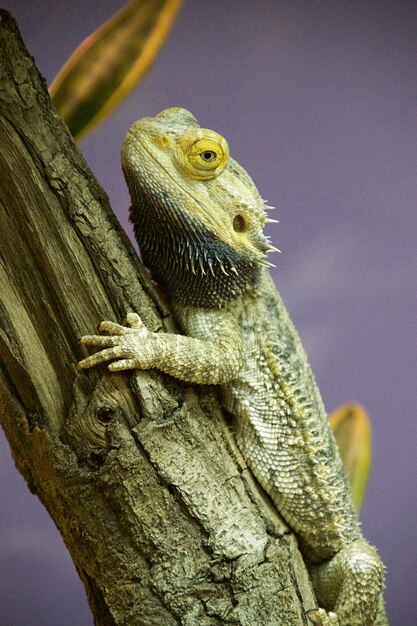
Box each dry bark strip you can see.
[0,11,316,625]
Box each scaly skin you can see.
[79,108,388,625]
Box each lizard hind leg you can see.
[308,539,386,626]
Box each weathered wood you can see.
[0,11,316,625]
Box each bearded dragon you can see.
[78,107,387,626]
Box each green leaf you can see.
[329,403,372,512]
[50,0,181,139]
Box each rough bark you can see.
[0,11,316,625]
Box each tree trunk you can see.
[0,11,316,625]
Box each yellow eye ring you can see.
[187,138,226,173]
[175,129,229,179]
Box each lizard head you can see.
[122,107,276,307]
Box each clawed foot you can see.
[306,608,339,626]
[78,313,153,371]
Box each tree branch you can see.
[0,11,315,625]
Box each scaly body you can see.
[79,108,387,625]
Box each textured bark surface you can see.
[0,11,316,625]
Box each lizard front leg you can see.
[78,308,244,385]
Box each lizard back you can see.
[223,270,360,562]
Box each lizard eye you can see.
[200,150,217,162]
[188,138,227,174]
[176,129,229,179]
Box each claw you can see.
[98,320,128,335]
[108,358,140,371]
[78,345,125,370]
[79,334,119,347]
[124,312,143,328]
[78,312,147,372]
[306,608,339,626]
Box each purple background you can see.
[1,1,416,624]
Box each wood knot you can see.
[97,405,115,424]
[87,450,107,467]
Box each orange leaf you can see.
[329,403,372,511]
[50,0,181,139]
